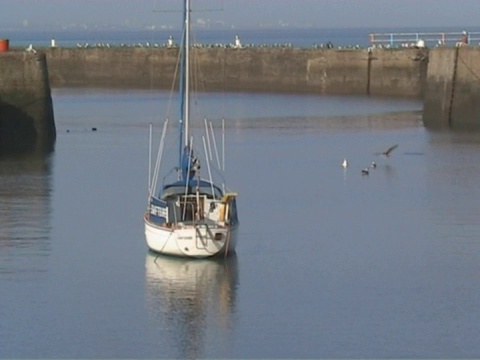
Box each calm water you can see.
[1,89,480,358]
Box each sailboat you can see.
[144,0,239,258]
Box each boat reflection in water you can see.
[145,252,239,359]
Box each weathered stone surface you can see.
[43,47,426,97]
[3,45,480,138]
[0,51,56,152]
[424,46,480,128]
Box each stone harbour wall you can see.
[423,46,480,128]
[43,46,428,98]
[2,44,480,139]
[0,51,56,152]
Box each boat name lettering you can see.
[150,204,168,218]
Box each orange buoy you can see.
[0,39,9,52]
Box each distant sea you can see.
[2,26,480,49]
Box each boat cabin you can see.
[147,179,237,227]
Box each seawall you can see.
[44,47,428,98]
[0,51,56,152]
[423,46,480,128]
[2,45,478,136]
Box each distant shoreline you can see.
[2,24,479,32]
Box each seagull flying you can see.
[382,144,398,157]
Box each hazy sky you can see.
[1,0,479,30]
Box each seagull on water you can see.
[361,167,369,175]
[371,161,377,168]
[342,158,349,168]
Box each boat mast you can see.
[178,0,191,169]
[184,0,190,148]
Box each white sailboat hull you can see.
[144,216,238,258]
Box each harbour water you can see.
[1,88,480,358]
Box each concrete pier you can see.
[423,46,480,128]
[44,46,428,98]
[0,51,56,152]
[1,44,479,139]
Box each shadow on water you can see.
[144,252,239,359]
[0,147,54,278]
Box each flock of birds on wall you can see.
[23,35,369,52]
[70,41,363,50]
[342,144,398,176]
[23,31,478,53]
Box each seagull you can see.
[25,44,36,54]
[342,158,349,168]
[371,161,377,168]
[361,167,369,175]
[381,144,398,157]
